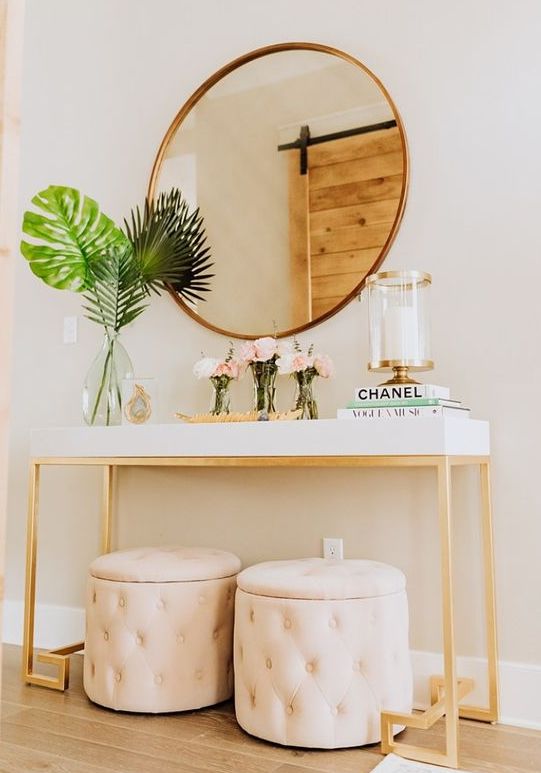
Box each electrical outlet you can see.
[63,315,78,344]
[323,537,343,560]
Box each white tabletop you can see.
[30,417,490,459]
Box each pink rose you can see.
[239,341,257,362]
[313,354,334,378]
[227,359,243,379]
[213,361,231,377]
[253,336,277,362]
[291,354,310,372]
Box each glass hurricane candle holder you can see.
[367,270,433,384]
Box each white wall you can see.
[5,0,541,722]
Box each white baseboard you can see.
[3,599,85,651]
[3,600,540,730]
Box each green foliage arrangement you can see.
[21,185,213,332]
[20,185,213,425]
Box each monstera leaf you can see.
[21,186,129,291]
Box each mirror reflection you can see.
[151,46,408,338]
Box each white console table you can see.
[22,417,498,769]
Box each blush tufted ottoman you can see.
[234,558,412,748]
[83,546,241,713]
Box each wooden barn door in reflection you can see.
[288,126,403,326]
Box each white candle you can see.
[383,306,420,360]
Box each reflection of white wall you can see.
[158,153,197,210]
[161,58,390,333]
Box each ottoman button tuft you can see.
[233,557,411,748]
[84,545,241,713]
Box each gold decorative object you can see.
[124,383,152,424]
[174,409,302,424]
[367,270,434,385]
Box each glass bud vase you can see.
[210,375,231,416]
[82,331,134,426]
[294,370,318,420]
[250,361,277,414]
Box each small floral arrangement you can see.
[277,339,334,419]
[239,336,280,413]
[193,345,243,415]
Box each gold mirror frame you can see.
[148,42,409,340]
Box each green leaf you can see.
[124,188,214,301]
[21,186,129,291]
[82,244,148,333]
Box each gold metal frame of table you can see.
[22,453,499,769]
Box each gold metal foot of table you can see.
[22,463,113,689]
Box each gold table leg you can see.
[381,458,499,768]
[22,462,115,690]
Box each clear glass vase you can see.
[250,361,277,414]
[82,331,134,426]
[294,369,318,420]
[210,375,231,416]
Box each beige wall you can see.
[5,0,541,675]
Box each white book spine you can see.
[353,384,450,401]
[338,406,470,420]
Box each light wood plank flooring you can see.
[1,645,540,772]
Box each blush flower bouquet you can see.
[239,336,280,414]
[193,345,243,415]
[277,339,334,419]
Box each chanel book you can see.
[353,384,450,402]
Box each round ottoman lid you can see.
[237,558,405,600]
[89,546,241,583]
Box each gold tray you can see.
[174,409,302,424]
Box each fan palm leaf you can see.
[124,188,214,303]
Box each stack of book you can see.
[337,383,470,420]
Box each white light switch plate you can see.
[63,316,77,344]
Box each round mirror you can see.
[149,43,408,339]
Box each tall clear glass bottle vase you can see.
[82,331,133,426]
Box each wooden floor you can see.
[1,646,541,773]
